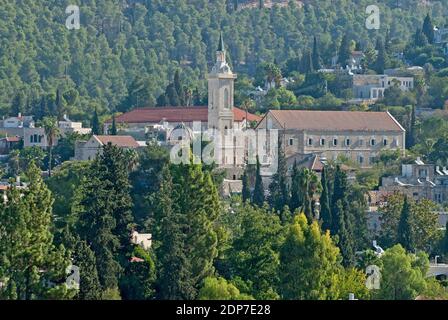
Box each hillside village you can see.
[2,1,448,301]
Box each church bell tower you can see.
[207,32,237,132]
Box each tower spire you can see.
[218,31,225,52]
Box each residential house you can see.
[74,135,140,161]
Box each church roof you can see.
[106,106,261,124]
[263,110,405,132]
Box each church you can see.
[104,32,261,148]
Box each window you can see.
[370,138,376,146]
[224,88,230,109]
[308,138,313,146]
[320,138,325,146]
[30,135,33,143]
[333,138,338,146]
[345,138,351,146]
[289,138,294,146]
[359,155,364,164]
[383,138,388,146]
[359,139,364,146]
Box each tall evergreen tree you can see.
[406,105,416,148]
[111,115,117,135]
[312,36,321,70]
[338,34,351,67]
[268,138,289,212]
[174,70,185,105]
[253,155,265,207]
[335,200,355,267]
[422,13,435,44]
[373,39,388,74]
[301,49,314,74]
[289,160,301,212]
[319,166,332,232]
[77,143,134,293]
[241,168,251,203]
[0,163,73,300]
[92,107,101,135]
[155,165,196,300]
[397,196,414,252]
[73,239,102,300]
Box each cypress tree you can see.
[253,155,265,207]
[397,196,413,252]
[335,200,355,267]
[406,105,416,149]
[290,160,302,212]
[268,138,289,212]
[77,143,134,292]
[331,165,348,235]
[301,49,314,74]
[242,168,251,203]
[111,115,117,135]
[92,107,101,135]
[338,34,351,67]
[156,166,195,299]
[312,36,321,70]
[373,39,388,74]
[166,83,181,106]
[319,166,332,232]
[73,240,102,300]
[174,70,185,105]
[422,13,435,44]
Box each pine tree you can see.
[397,196,414,252]
[268,138,289,212]
[241,168,251,203]
[290,160,302,212]
[279,213,341,300]
[253,155,265,207]
[312,36,321,70]
[111,115,117,135]
[422,13,435,44]
[0,162,73,300]
[92,107,101,135]
[319,166,332,232]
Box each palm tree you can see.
[40,116,59,177]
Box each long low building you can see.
[256,110,406,168]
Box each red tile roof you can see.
[94,135,139,148]
[106,106,261,124]
[3,136,21,142]
[265,110,405,132]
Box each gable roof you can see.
[94,135,139,148]
[106,106,261,124]
[264,110,405,132]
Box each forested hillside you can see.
[1,0,447,121]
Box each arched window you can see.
[224,88,230,109]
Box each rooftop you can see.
[106,106,262,124]
[264,110,405,132]
[94,135,140,148]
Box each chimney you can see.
[16,176,20,186]
[18,112,22,118]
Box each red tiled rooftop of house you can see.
[106,106,262,124]
[94,135,140,148]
